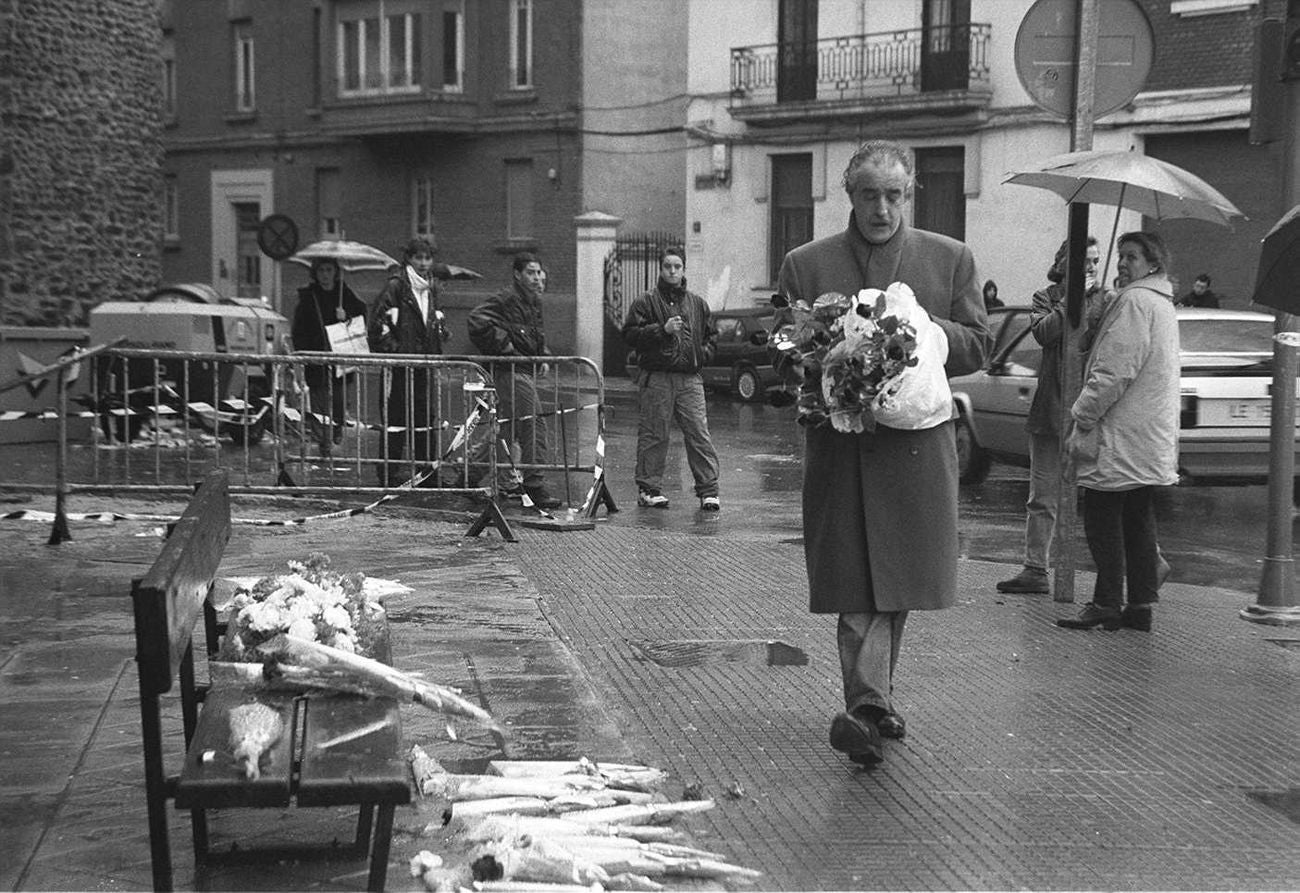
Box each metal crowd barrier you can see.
[0,346,612,517]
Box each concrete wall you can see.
[580,0,689,235]
[0,0,164,326]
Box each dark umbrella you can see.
[432,263,483,280]
[1253,203,1300,315]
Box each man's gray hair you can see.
[841,140,916,192]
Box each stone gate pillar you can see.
[574,211,622,374]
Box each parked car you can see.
[625,306,780,402]
[951,306,1298,486]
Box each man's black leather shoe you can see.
[878,711,907,740]
[830,711,883,765]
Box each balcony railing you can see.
[730,23,991,109]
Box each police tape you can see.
[1,399,489,529]
[2,397,599,436]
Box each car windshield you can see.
[1180,317,1274,370]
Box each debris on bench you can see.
[228,701,285,780]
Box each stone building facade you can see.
[0,0,163,327]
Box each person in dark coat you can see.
[466,252,561,510]
[982,279,1004,311]
[621,247,721,511]
[777,139,990,766]
[367,237,449,486]
[1177,273,1220,308]
[290,257,368,451]
[996,237,1105,594]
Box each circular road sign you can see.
[256,213,299,261]
[1014,0,1153,119]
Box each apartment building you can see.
[159,0,689,351]
[683,0,1286,311]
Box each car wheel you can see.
[734,365,762,402]
[955,411,990,485]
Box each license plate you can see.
[1204,399,1300,426]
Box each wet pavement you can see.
[1,381,1299,890]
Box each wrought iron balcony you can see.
[730,23,991,122]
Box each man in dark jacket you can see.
[367,237,449,486]
[1178,273,1220,308]
[466,253,561,510]
[621,247,721,511]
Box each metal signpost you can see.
[1013,0,1152,603]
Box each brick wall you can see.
[0,0,164,327]
[1142,0,1288,92]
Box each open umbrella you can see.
[1003,149,1245,228]
[288,239,399,273]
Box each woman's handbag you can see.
[324,315,369,377]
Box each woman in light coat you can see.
[1060,231,1179,632]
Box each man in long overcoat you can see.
[777,139,990,766]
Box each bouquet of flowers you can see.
[218,552,388,661]
[769,283,922,433]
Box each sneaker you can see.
[996,567,1049,594]
[637,489,669,508]
[1056,602,1123,630]
[523,485,562,510]
[700,495,720,512]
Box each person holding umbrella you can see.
[1059,232,1180,632]
[368,237,450,486]
[290,257,367,453]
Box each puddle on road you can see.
[1246,788,1300,825]
[629,639,809,668]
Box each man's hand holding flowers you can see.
[769,281,952,433]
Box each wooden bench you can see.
[132,469,410,891]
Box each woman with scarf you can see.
[1059,231,1179,632]
[290,257,368,452]
[367,238,449,486]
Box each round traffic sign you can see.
[1014,0,1153,119]
[257,213,299,261]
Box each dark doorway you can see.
[921,0,971,92]
[777,0,818,102]
[914,147,966,241]
[770,154,814,285]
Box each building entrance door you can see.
[210,169,277,308]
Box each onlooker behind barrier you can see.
[466,252,562,510]
[1177,272,1220,308]
[620,246,722,511]
[290,257,368,453]
[367,237,449,487]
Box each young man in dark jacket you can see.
[621,247,721,511]
[367,237,449,486]
[466,253,561,509]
